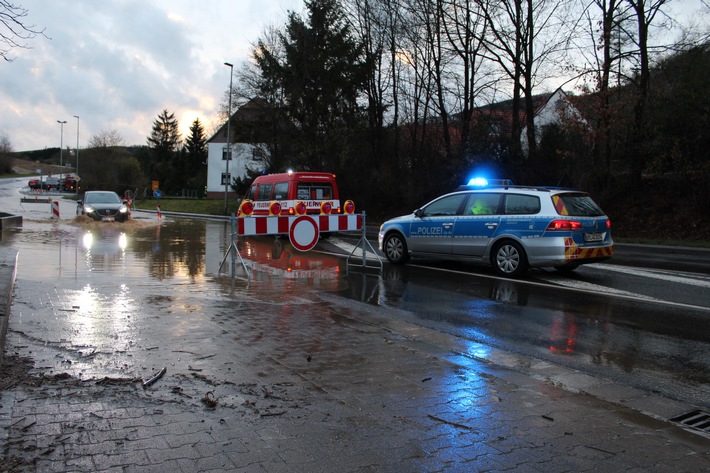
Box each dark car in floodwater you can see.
[77,191,129,222]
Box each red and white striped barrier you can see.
[237,214,362,252]
[51,200,60,219]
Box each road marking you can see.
[325,239,710,312]
[534,274,655,299]
[592,263,710,289]
[327,238,380,260]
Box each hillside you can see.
[8,157,66,176]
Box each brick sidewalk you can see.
[1,255,709,472]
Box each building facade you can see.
[205,98,270,199]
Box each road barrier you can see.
[236,214,362,252]
[20,191,51,204]
[51,201,60,219]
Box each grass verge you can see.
[131,198,241,216]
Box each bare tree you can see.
[481,0,576,178]
[440,0,494,162]
[88,129,126,148]
[575,0,634,178]
[625,0,673,185]
[0,133,12,154]
[0,133,13,174]
[0,1,47,62]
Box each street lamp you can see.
[73,116,80,196]
[224,61,233,214]
[57,120,67,182]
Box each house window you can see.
[222,146,232,160]
[221,173,231,185]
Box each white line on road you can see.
[591,263,710,288]
[327,238,380,260]
[534,273,655,299]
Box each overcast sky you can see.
[1,0,304,151]
[1,0,705,152]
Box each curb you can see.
[0,249,18,366]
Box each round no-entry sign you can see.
[289,215,319,252]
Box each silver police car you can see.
[378,180,614,277]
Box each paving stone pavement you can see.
[0,245,709,472]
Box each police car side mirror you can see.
[414,208,423,218]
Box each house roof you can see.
[208,98,270,144]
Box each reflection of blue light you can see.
[467,343,490,360]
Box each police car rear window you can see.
[504,194,540,215]
[553,193,604,217]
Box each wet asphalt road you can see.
[0,176,709,412]
[0,182,710,396]
[1,177,710,471]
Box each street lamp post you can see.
[57,120,67,183]
[224,61,233,215]
[73,115,79,196]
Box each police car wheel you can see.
[384,233,410,264]
[491,240,528,278]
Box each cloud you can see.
[0,0,302,151]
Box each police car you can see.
[378,179,614,277]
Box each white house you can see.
[205,99,270,198]
[520,88,589,156]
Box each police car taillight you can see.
[606,219,611,229]
[546,220,582,231]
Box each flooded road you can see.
[3,215,347,387]
[1,176,709,413]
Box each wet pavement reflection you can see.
[2,210,709,411]
[2,188,709,472]
[341,263,710,409]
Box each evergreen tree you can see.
[183,118,208,191]
[256,0,368,172]
[146,109,181,193]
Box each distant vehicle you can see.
[378,178,614,278]
[62,174,80,191]
[27,175,79,191]
[43,177,61,190]
[238,171,354,217]
[28,178,57,190]
[77,191,129,222]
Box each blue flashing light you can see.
[467,177,489,187]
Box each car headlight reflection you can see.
[82,232,94,249]
[118,233,128,250]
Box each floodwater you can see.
[1,184,709,410]
[2,212,351,389]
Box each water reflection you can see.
[341,265,613,361]
[131,219,208,280]
[3,215,708,403]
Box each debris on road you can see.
[142,367,167,388]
